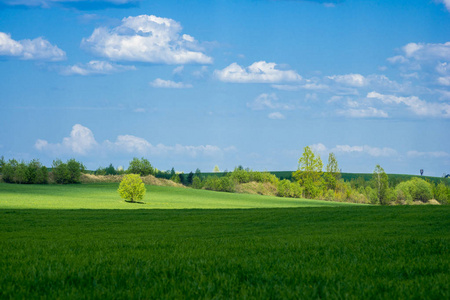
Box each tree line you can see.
[1,153,448,205]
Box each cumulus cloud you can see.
[214,61,302,83]
[367,91,450,118]
[82,15,212,64]
[60,60,136,76]
[36,124,231,158]
[150,78,193,88]
[0,32,66,61]
[35,124,98,155]
[247,93,294,110]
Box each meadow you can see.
[0,183,449,299]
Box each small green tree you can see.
[213,165,220,173]
[293,146,323,198]
[372,165,389,205]
[118,174,146,203]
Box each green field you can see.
[0,182,357,209]
[1,183,449,299]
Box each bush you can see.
[118,174,146,203]
[395,178,433,203]
[277,180,303,198]
[204,176,235,193]
[434,181,449,205]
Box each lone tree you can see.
[372,164,389,205]
[293,146,323,198]
[118,174,146,203]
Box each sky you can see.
[0,0,449,176]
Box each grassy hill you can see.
[0,182,358,210]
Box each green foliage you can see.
[434,181,449,204]
[127,157,154,176]
[187,172,194,185]
[192,176,203,189]
[395,177,434,203]
[0,155,4,174]
[277,179,303,198]
[1,159,48,184]
[213,165,220,172]
[293,146,323,199]
[204,176,235,193]
[170,174,181,183]
[117,174,146,203]
[52,159,84,184]
[372,165,390,205]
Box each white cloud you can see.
[333,145,397,157]
[36,124,231,158]
[60,60,135,76]
[35,124,98,155]
[438,76,450,86]
[310,143,327,153]
[309,143,397,157]
[247,93,294,111]
[82,15,212,64]
[150,78,193,88]
[214,61,302,83]
[407,150,450,158]
[328,74,368,87]
[388,42,450,64]
[367,91,450,118]
[0,32,65,61]
[337,107,389,118]
[268,112,285,119]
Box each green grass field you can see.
[0,183,449,299]
[0,182,358,209]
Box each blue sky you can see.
[0,0,449,176]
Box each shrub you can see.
[118,174,146,203]
[434,181,449,205]
[277,180,303,198]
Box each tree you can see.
[372,165,389,205]
[213,165,220,173]
[118,174,146,203]
[325,152,340,191]
[52,159,70,184]
[293,146,323,198]
[105,163,117,175]
[0,156,5,174]
[127,157,154,176]
[187,172,194,185]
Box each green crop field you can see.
[0,183,449,299]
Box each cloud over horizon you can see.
[35,124,234,158]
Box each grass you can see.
[0,182,358,209]
[0,183,448,298]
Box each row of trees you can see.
[0,157,84,184]
[1,154,448,204]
